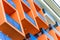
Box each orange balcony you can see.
[0,0,25,40]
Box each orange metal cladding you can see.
[38,34,48,40]
[48,30,58,40]
[0,0,25,40]
[21,1,39,30]
[12,0,40,35]
[34,2,48,25]
[27,0,49,29]
[56,26,60,40]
